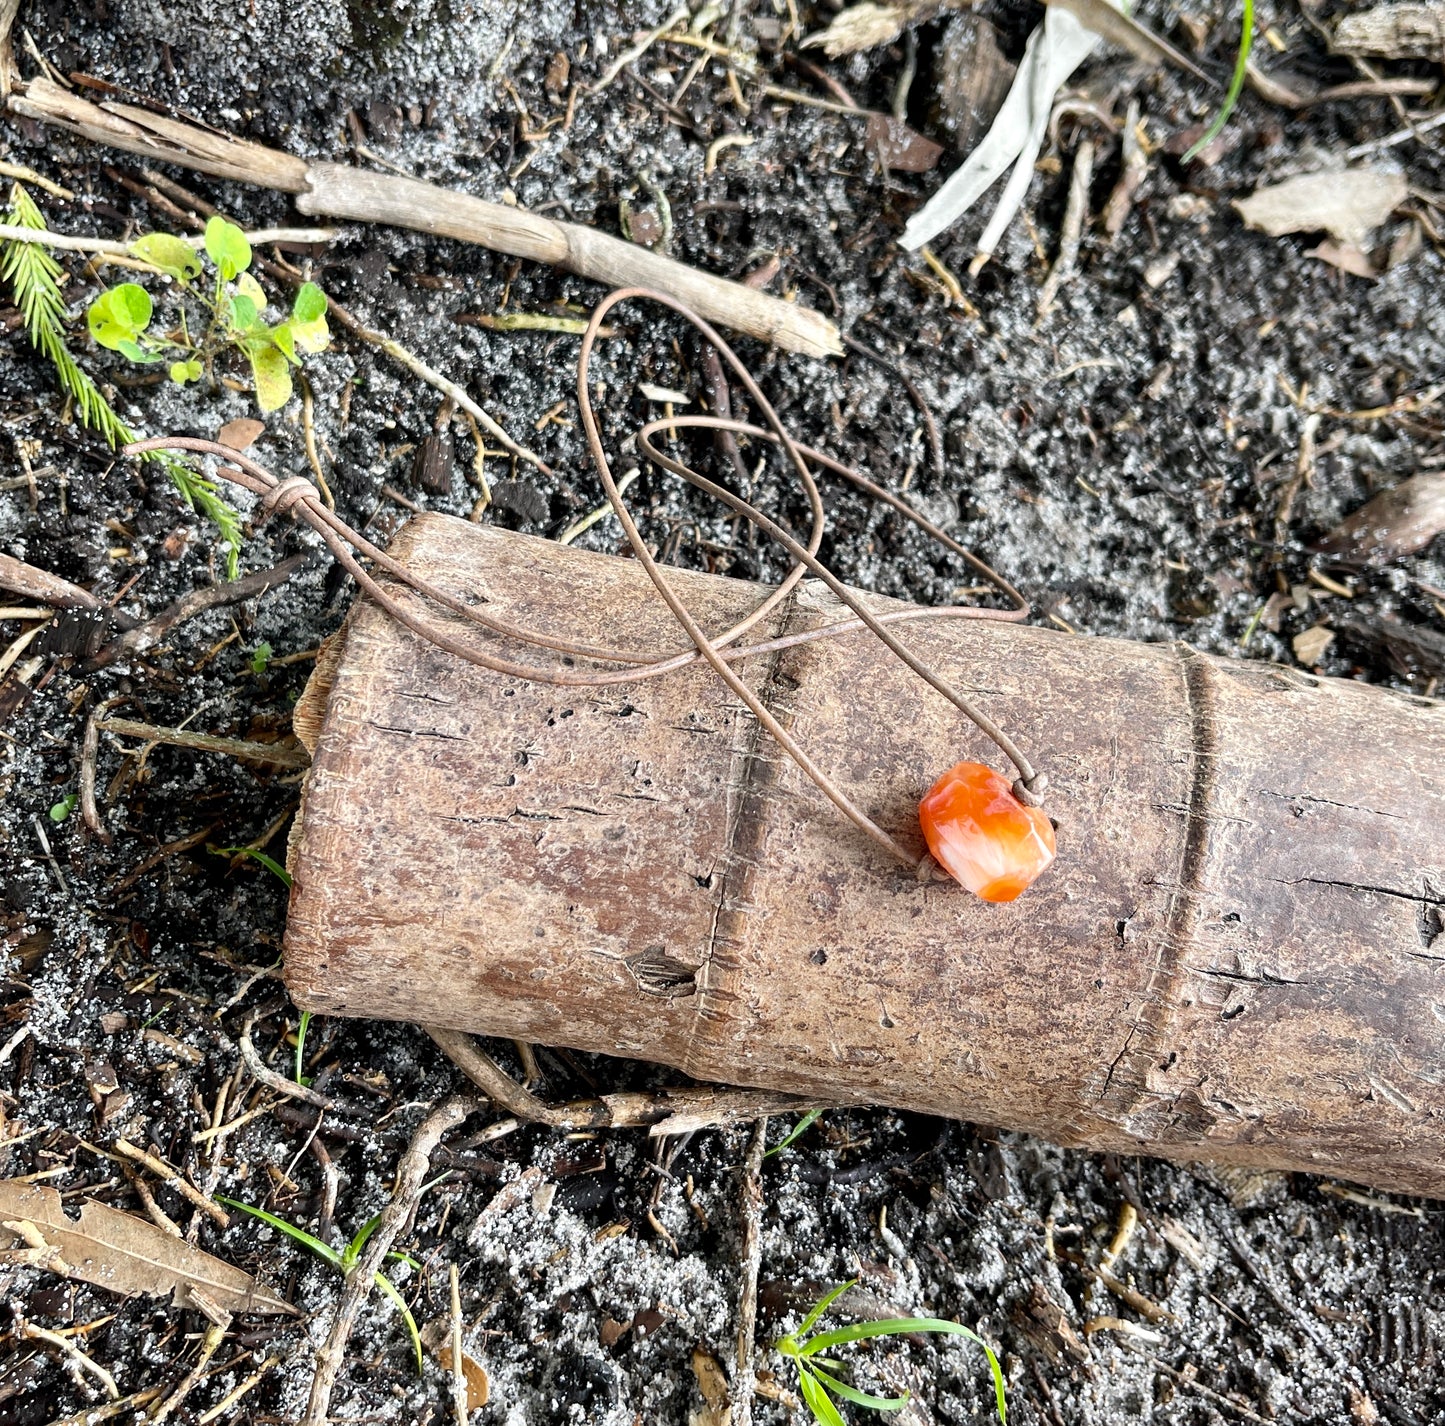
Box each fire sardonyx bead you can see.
[918,761,1056,902]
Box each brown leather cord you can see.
[124,287,1047,868]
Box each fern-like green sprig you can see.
[1,183,242,576]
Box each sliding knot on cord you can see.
[261,476,318,521]
[1012,772,1049,808]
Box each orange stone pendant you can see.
[919,761,1056,902]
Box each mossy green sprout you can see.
[219,1199,425,1374]
[776,1280,1007,1426]
[87,215,330,414]
[1,183,243,575]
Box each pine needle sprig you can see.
[1,182,242,575]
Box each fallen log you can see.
[284,516,1445,1197]
[7,77,842,360]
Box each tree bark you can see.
[284,516,1445,1197]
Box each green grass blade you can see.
[797,1366,848,1426]
[792,1279,857,1342]
[344,1211,382,1269]
[802,1317,1006,1424]
[295,1009,312,1084]
[1183,0,1254,162]
[765,1108,822,1158]
[807,1364,910,1411]
[372,1268,425,1376]
[802,1317,989,1353]
[213,845,294,887]
[219,1197,342,1267]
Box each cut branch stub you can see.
[284,517,1445,1198]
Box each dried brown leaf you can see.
[216,417,266,452]
[1316,471,1445,564]
[1307,239,1383,279]
[691,1345,732,1424]
[865,113,943,172]
[0,1181,298,1316]
[421,1321,490,1410]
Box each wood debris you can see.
[933,13,1015,154]
[1293,624,1336,666]
[802,1,951,59]
[1233,167,1407,246]
[1334,2,1445,60]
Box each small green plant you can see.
[48,793,78,823]
[1184,0,1255,162]
[220,1198,424,1373]
[294,1009,313,1085]
[212,843,293,885]
[765,1108,822,1158]
[249,640,274,676]
[0,183,244,575]
[87,215,330,414]
[776,1281,1007,1426]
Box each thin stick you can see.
[448,1263,467,1426]
[299,375,336,510]
[348,319,548,474]
[10,77,842,359]
[42,1388,164,1426]
[0,161,72,198]
[239,1014,333,1109]
[300,1095,476,1426]
[1038,137,1095,318]
[112,1139,231,1228]
[149,1304,231,1423]
[196,1358,273,1424]
[122,1163,182,1237]
[591,7,689,92]
[0,222,336,256]
[97,716,310,768]
[427,1027,814,1131]
[80,696,122,842]
[88,553,308,669]
[731,1118,768,1426]
[425,1027,588,1127]
[0,551,107,610]
[20,1318,120,1398]
[1344,106,1445,159]
[556,468,640,544]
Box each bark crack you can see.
[1098,645,1217,1116]
[691,599,798,1045]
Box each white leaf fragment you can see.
[901,1,1117,254]
[1233,168,1407,247]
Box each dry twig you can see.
[113,1139,230,1228]
[300,1095,477,1426]
[731,1118,769,1426]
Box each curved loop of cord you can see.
[125,436,1009,684]
[124,291,1047,865]
[575,288,1046,814]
